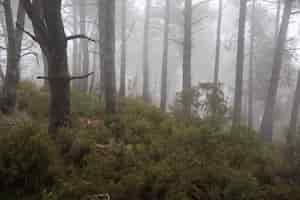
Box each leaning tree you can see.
[20,0,94,134]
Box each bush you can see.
[0,122,61,198]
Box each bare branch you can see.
[37,72,95,81]
[20,51,39,64]
[16,23,39,43]
[66,34,96,42]
[70,72,94,80]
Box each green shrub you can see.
[0,122,61,198]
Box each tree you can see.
[98,0,117,114]
[182,0,192,116]
[232,0,247,128]
[160,0,170,112]
[20,0,94,134]
[287,70,300,146]
[212,0,223,118]
[248,0,256,129]
[260,0,293,142]
[0,0,19,114]
[79,1,89,92]
[142,0,151,103]
[119,0,127,97]
[72,0,80,90]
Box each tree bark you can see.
[0,0,18,114]
[212,0,223,118]
[20,0,71,134]
[260,0,292,142]
[182,0,192,116]
[287,70,300,145]
[142,0,151,103]
[99,0,117,114]
[72,0,80,90]
[119,0,127,97]
[275,0,281,38]
[15,1,26,82]
[248,0,255,130]
[79,1,89,92]
[232,0,247,129]
[160,0,170,112]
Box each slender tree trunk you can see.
[0,65,4,81]
[212,0,223,118]
[142,0,151,103]
[72,0,80,90]
[42,52,48,88]
[119,0,127,97]
[15,1,25,82]
[99,0,117,114]
[89,46,98,93]
[182,0,192,116]
[287,70,300,145]
[248,0,255,130]
[160,0,170,112]
[0,0,18,114]
[275,0,281,38]
[260,0,292,142]
[232,0,247,129]
[79,1,89,92]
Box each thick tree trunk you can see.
[0,0,18,114]
[182,0,192,116]
[248,0,255,130]
[21,0,71,134]
[142,0,151,103]
[119,0,127,97]
[79,1,89,92]
[160,0,170,112]
[212,0,223,118]
[99,0,117,114]
[232,0,247,128]
[287,70,300,145]
[260,0,292,142]
[46,50,70,134]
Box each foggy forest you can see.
[0,0,300,199]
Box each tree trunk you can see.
[275,0,281,38]
[99,0,117,114]
[248,0,255,130]
[142,0,151,103]
[79,1,89,92]
[260,0,292,142]
[232,0,247,129]
[119,0,127,97]
[20,0,71,134]
[182,0,192,116]
[212,0,223,118]
[15,1,26,82]
[72,0,80,90]
[287,70,300,145]
[160,0,170,112]
[0,0,18,114]
[46,49,70,134]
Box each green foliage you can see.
[17,81,48,120]
[71,91,103,117]
[0,122,61,198]
[1,84,300,199]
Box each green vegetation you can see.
[0,82,299,200]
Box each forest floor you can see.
[0,81,300,200]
